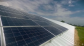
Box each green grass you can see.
[76,26,84,45]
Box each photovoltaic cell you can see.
[3,27,54,46]
[1,16,38,26]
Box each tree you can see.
[61,20,65,23]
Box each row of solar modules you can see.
[3,27,54,46]
[1,16,67,31]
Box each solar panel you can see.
[3,27,54,46]
[0,5,68,46]
[1,16,38,26]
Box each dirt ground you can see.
[74,29,80,46]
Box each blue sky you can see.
[0,0,84,26]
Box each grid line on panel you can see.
[32,27,52,45]
[16,27,35,46]
[33,18,67,29]
[11,27,18,46]
[4,16,21,46]
[16,27,28,46]
[5,27,18,46]
[3,27,54,46]
[21,27,51,46]
[25,31,38,46]
[39,21,62,30]
[5,15,50,45]
[29,27,53,45]
[4,27,29,46]
[33,20,68,35]
[24,16,67,34]
[35,20,67,31]
[44,27,63,35]
[43,22,64,32]
[4,27,51,38]
[1,16,39,26]
[29,19,56,36]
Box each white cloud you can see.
[60,0,74,7]
[0,0,83,26]
[0,2,9,6]
[53,4,73,16]
[68,0,75,7]
[69,0,72,4]
[69,5,74,6]
[0,0,75,17]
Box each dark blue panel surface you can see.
[43,20,68,31]
[4,27,54,46]
[35,21,50,26]
[1,16,38,26]
[44,26,63,35]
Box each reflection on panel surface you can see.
[44,26,62,35]
[1,16,38,26]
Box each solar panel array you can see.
[0,5,68,46]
